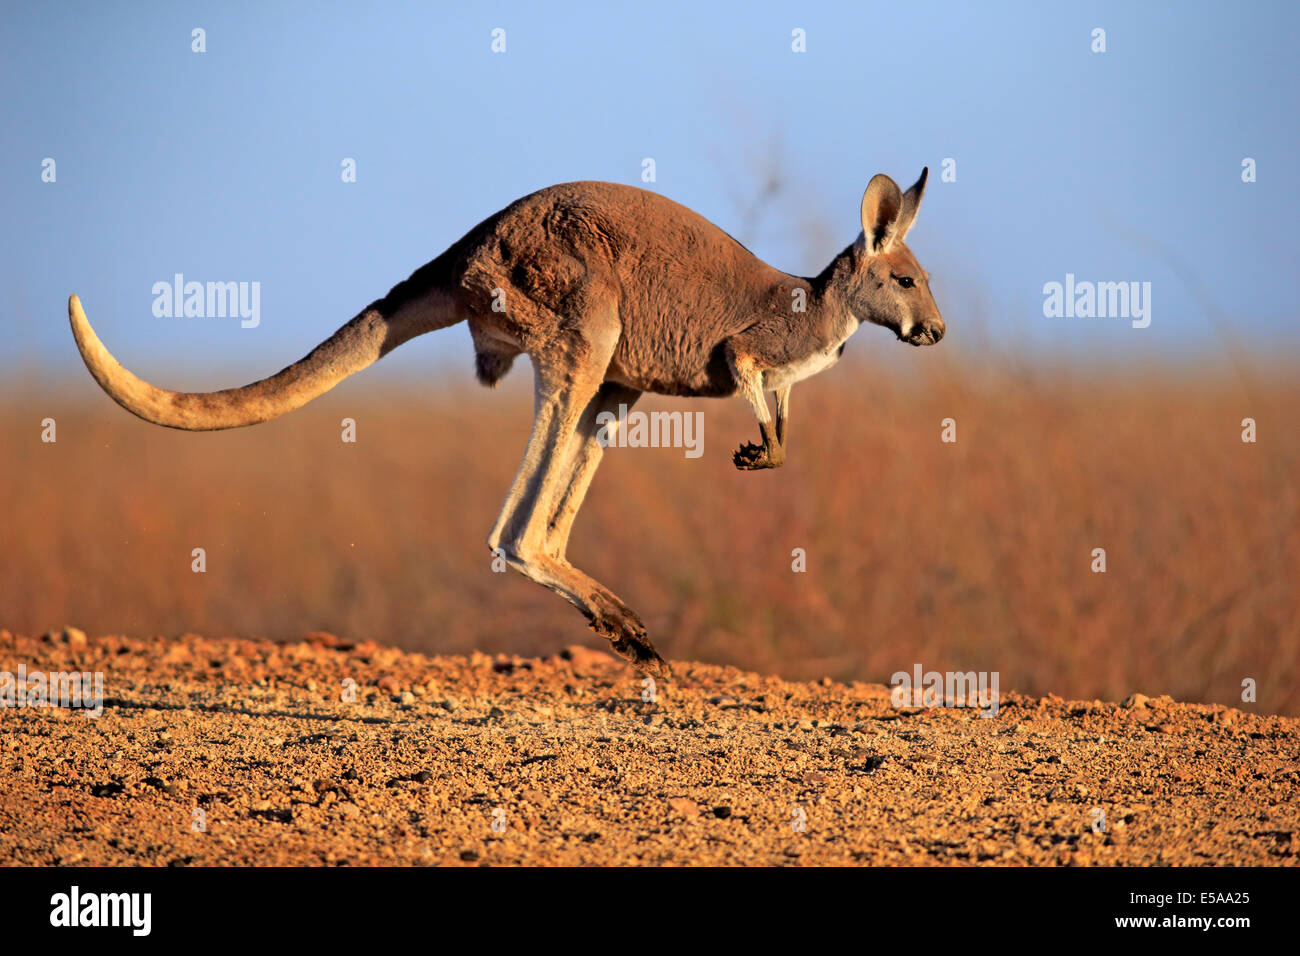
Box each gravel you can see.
[0,628,1296,866]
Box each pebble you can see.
[561,645,616,668]
[668,798,699,818]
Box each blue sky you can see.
[3,0,1297,385]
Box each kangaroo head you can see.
[844,168,944,346]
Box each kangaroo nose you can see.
[928,320,945,343]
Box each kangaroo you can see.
[69,168,943,677]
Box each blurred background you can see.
[2,1,1297,711]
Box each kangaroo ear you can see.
[895,167,928,242]
[859,174,903,255]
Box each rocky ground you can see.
[0,628,1295,866]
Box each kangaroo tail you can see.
[68,281,460,431]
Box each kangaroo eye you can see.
[894,274,915,289]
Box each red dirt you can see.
[1,628,1295,866]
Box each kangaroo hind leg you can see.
[488,323,668,676]
[544,382,642,562]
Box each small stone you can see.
[1122,693,1150,710]
[377,676,401,694]
[303,631,342,648]
[63,627,88,648]
[668,798,699,818]
[161,643,192,664]
[560,645,616,668]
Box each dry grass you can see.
[3,349,1297,713]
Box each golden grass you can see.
[3,350,1296,712]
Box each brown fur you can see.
[68,170,944,674]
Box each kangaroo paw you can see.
[733,440,763,469]
[733,440,783,470]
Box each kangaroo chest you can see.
[760,319,856,391]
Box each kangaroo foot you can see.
[583,591,670,678]
[733,439,784,470]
